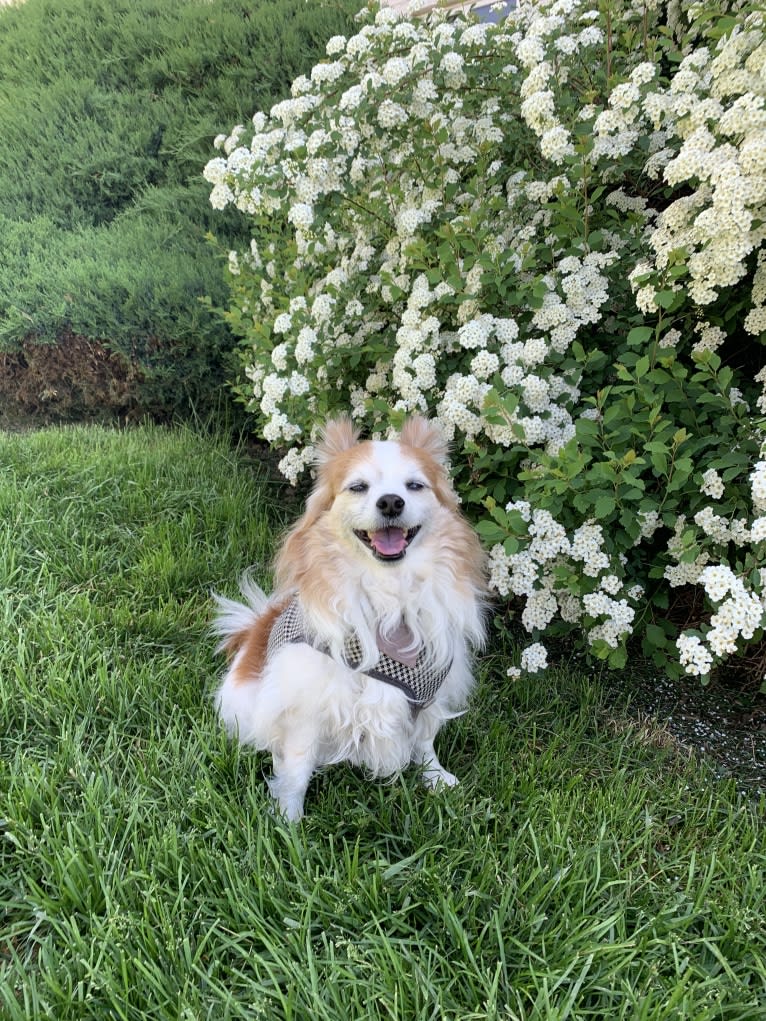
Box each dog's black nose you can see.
[377,493,405,518]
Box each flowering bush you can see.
[206,0,766,687]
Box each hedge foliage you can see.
[0,0,361,417]
[207,0,766,686]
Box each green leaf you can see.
[645,623,668,649]
[594,494,616,518]
[608,645,627,669]
[655,289,677,309]
[590,639,611,660]
[651,452,669,475]
[490,504,510,526]
[626,326,654,347]
[603,403,627,428]
[576,418,600,442]
[635,355,650,378]
[475,520,507,544]
[506,509,530,533]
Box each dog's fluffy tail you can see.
[211,571,269,653]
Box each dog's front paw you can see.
[267,778,306,822]
[421,766,459,790]
[277,799,305,822]
[267,793,305,823]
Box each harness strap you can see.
[266,597,452,709]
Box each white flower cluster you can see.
[206,0,637,461]
[618,12,766,312]
[675,444,766,675]
[684,566,764,665]
[700,468,724,499]
[203,0,668,464]
[752,453,766,513]
[664,515,709,588]
[489,501,637,672]
[520,642,548,673]
[677,634,713,676]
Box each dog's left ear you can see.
[399,416,449,466]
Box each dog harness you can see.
[266,597,452,709]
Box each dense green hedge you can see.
[0,0,361,418]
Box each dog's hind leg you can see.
[268,740,317,822]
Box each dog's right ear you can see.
[316,416,360,464]
[283,417,359,539]
[275,417,359,592]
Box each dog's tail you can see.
[211,571,269,655]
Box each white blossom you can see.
[700,468,725,499]
[520,642,548,673]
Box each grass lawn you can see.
[1,424,764,1020]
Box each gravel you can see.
[608,670,766,796]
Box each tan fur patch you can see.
[230,597,291,687]
[407,447,459,510]
[274,443,374,590]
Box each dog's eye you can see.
[406,480,425,492]
[348,481,369,494]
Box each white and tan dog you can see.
[213,416,487,820]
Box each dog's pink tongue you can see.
[370,527,407,556]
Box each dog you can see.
[213,415,487,820]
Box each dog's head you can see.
[320,415,457,563]
[276,416,460,580]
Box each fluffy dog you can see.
[213,416,487,820]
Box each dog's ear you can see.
[399,416,449,466]
[316,416,360,463]
[279,416,358,557]
[275,417,359,591]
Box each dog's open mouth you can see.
[354,525,421,561]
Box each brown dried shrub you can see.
[0,332,141,425]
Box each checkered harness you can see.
[266,597,452,710]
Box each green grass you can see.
[1,425,764,1020]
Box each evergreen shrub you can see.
[206,0,766,686]
[0,0,361,418]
